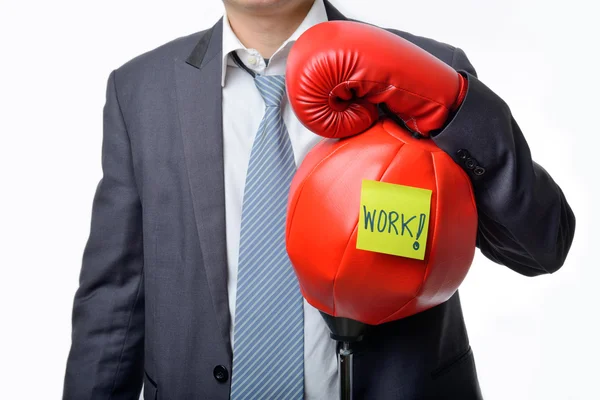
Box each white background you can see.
[1,0,598,398]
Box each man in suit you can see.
[62,0,575,399]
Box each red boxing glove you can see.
[286,21,468,138]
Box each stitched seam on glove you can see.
[339,79,451,110]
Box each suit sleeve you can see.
[63,69,144,399]
[431,48,576,277]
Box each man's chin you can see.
[224,0,306,13]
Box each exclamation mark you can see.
[413,213,427,250]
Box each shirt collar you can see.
[221,0,328,87]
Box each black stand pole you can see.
[319,312,369,400]
[339,341,354,400]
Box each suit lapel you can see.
[173,18,233,355]
[324,0,347,21]
[173,1,348,355]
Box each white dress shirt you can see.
[221,1,339,399]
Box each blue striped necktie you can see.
[229,74,304,399]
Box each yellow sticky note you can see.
[356,180,432,260]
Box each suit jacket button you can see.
[474,166,486,176]
[465,158,477,170]
[213,365,229,383]
[457,149,470,160]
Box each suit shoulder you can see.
[347,18,458,65]
[384,28,457,66]
[112,27,211,82]
[346,18,454,65]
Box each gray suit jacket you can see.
[63,2,575,399]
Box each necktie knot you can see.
[255,75,287,107]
